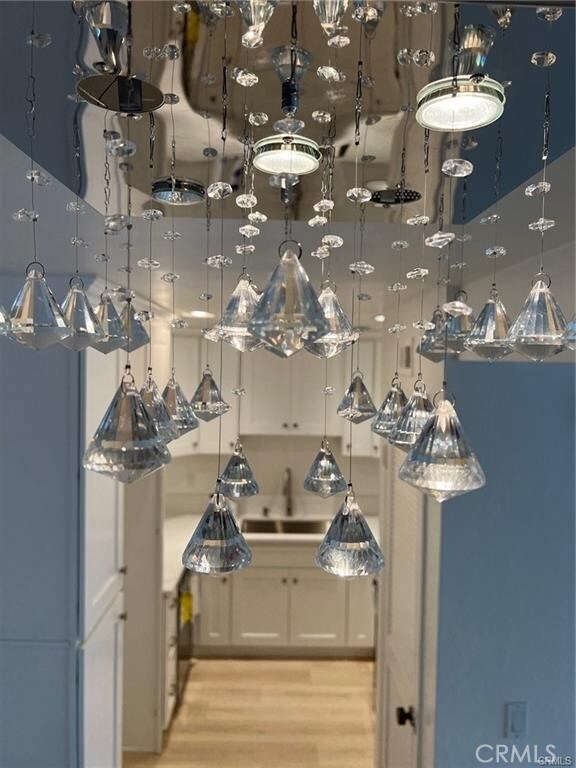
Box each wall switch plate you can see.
[504,702,528,739]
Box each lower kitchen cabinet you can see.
[347,576,376,647]
[162,588,179,730]
[232,568,290,646]
[198,574,232,646]
[289,569,347,647]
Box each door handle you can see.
[118,612,128,621]
[396,706,416,730]
[292,422,299,429]
[292,578,299,585]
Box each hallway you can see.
[123,659,375,768]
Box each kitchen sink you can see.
[240,518,330,535]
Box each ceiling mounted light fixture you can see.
[253,134,321,175]
[151,176,205,205]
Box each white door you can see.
[198,574,231,645]
[376,448,424,768]
[289,568,347,646]
[231,568,289,645]
[347,576,377,648]
[240,348,291,434]
[290,353,344,436]
[82,592,124,768]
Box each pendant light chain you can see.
[25,2,38,265]
[538,73,551,274]
[416,129,431,380]
[393,110,410,378]
[102,113,112,291]
[451,4,461,91]
[491,129,503,287]
[72,110,82,276]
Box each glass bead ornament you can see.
[59,275,106,351]
[315,486,384,578]
[322,234,344,249]
[412,49,435,68]
[506,272,566,361]
[236,193,258,209]
[465,286,512,361]
[219,272,263,352]
[237,0,277,49]
[337,370,377,424]
[219,439,260,499]
[314,199,334,213]
[249,111,268,126]
[525,181,551,197]
[140,367,180,443]
[371,377,408,438]
[425,231,456,249]
[562,315,576,351]
[346,187,372,204]
[10,262,70,350]
[317,65,345,83]
[308,215,328,228]
[530,51,556,67]
[441,158,474,178]
[207,182,233,200]
[83,365,171,484]
[407,214,430,227]
[248,211,267,224]
[303,438,347,499]
[162,375,199,435]
[190,365,231,422]
[182,488,252,574]
[388,378,433,451]
[120,301,150,352]
[305,282,359,358]
[399,395,486,502]
[248,240,330,358]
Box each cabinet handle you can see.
[119,566,127,575]
[292,422,299,429]
[396,706,416,730]
[346,443,351,450]
[193,441,198,448]
[282,422,289,429]
[292,578,299,585]
[118,612,128,621]
[222,577,228,584]
[282,578,288,585]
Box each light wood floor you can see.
[124,658,375,768]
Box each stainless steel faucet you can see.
[282,467,293,517]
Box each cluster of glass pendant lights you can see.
[7,1,573,579]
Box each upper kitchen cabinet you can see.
[340,339,383,458]
[170,334,239,457]
[240,348,344,436]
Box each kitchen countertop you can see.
[162,513,381,594]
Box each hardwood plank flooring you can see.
[124,659,375,768]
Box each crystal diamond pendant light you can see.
[120,298,150,352]
[417,308,449,362]
[444,293,475,352]
[10,262,70,349]
[399,395,485,502]
[465,286,512,360]
[218,270,263,352]
[94,289,128,354]
[190,365,230,422]
[315,485,384,578]
[79,0,128,74]
[372,376,408,438]
[337,370,377,424]
[237,0,277,49]
[141,368,179,444]
[305,281,359,358]
[162,375,199,435]
[83,363,171,482]
[388,376,433,451]
[304,438,347,498]
[507,272,566,361]
[219,439,260,499]
[60,275,106,351]
[248,240,330,358]
[313,0,349,37]
[182,486,252,574]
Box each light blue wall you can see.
[434,361,575,768]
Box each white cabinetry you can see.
[231,568,290,645]
[289,568,347,647]
[162,588,179,730]
[347,577,376,647]
[198,574,232,646]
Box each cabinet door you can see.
[82,592,124,768]
[231,568,289,646]
[341,339,381,458]
[289,568,347,647]
[240,348,291,434]
[347,577,376,647]
[290,353,344,436]
[162,591,179,730]
[198,575,231,645]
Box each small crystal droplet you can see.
[322,235,343,249]
[232,386,246,397]
[323,386,336,396]
[480,213,500,225]
[531,51,556,67]
[135,309,153,322]
[273,117,305,134]
[249,112,268,126]
[485,246,506,259]
[236,193,257,209]
[140,208,164,221]
[236,243,256,255]
[349,261,375,276]
[137,259,161,270]
[317,65,344,83]
[201,73,216,86]
[407,214,430,227]
[107,139,137,158]
[27,32,52,48]
[66,200,85,213]
[162,272,181,283]
[232,67,259,87]
[164,93,180,105]
[361,154,376,164]
[536,6,562,22]
[528,217,555,232]
[162,230,181,241]
[412,49,435,68]
[425,231,455,248]
[443,299,473,317]
[455,232,472,243]
[450,261,467,271]
[361,74,376,88]
[239,224,260,238]
[71,236,89,247]
[328,32,350,48]
[205,254,232,269]
[397,48,414,65]
[26,169,50,186]
[199,292,213,301]
[173,2,192,13]
[170,317,189,329]
[407,267,429,280]
[442,158,474,178]
[388,282,407,293]
[312,110,332,124]
[207,182,232,200]
[392,240,409,250]
[203,147,218,158]
[413,319,435,331]
[94,253,110,263]
[314,199,334,213]
[400,3,419,17]
[248,211,267,224]
[308,215,328,228]
[12,208,38,222]
[525,181,551,197]
[346,187,372,203]
[163,44,181,60]
[312,246,331,260]
[358,292,372,302]
[143,46,162,60]
[388,324,407,334]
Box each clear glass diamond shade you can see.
[417,310,459,363]
[507,275,567,361]
[315,487,384,577]
[121,302,150,352]
[190,366,230,422]
[140,370,180,443]
[371,379,408,438]
[162,376,199,435]
[219,439,260,499]
[305,283,359,358]
[93,292,128,353]
[303,439,347,498]
[237,0,277,46]
[248,244,330,358]
[219,274,263,352]
[270,45,312,82]
[562,315,576,351]
[399,398,486,502]
[445,310,476,353]
[337,370,377,424]
[313,0,349,35]
[84,0,128,74]
[10,263,70,350]
[465,289,512,361]
[182,491,252,574]
[83,366,171,483]
[59,278,106,351]
[388,382,433,451]
[0,305,13,336]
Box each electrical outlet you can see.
[504,702,528,739]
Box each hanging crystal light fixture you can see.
[84,364,171,482]
[315,485,384,578]
[218,270,263,352]
[237,0,277,49]
[388,376,433,451]
[190,365,230,422]
[162,375,199,435]
[465,286,512,361]
[60,276,106,351]
[248,240,330,358]
[271,38,311,116]
[120,296,150,352]
[444,295,475,353]
[313,0,349,38]
[507,273,566,361]
[219,439,260,499]
[337,370,377,424]
[417,308,454,362]
[304,438,347,498]
[372,376,408,438]
[78,0,128,74]
[305,281,358,358]
[182,487,252,574]
[399,394,485,502]
[10,262,70,350]
[141,368,179,444]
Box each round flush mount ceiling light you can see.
[253,134,321,175]
[151,176,205,205]
[415,75,505,131]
